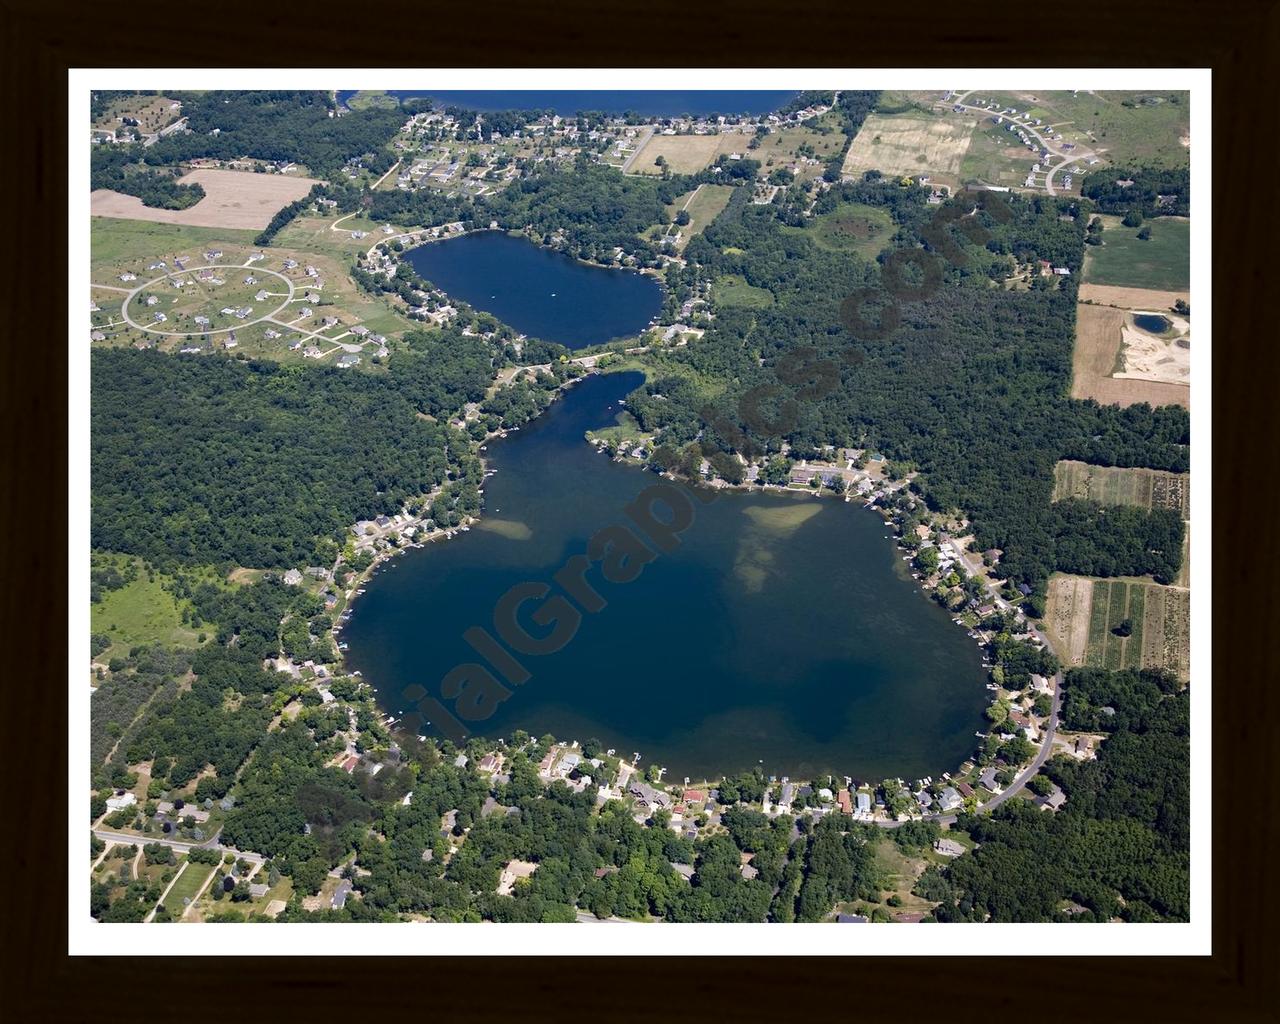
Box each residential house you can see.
[937,786,963,812]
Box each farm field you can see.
[1078,282,1189,310]
[91,168,320,230]
[1052,461,1190,518]
[714,274,773,308]
[1044,574,1189,681]
[791,201,895,258]
[1083,216,1190,290]
[971,90,1190,167]
[1070,302,1190,409]
[842,110,978,188]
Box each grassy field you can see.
[92,95,181,134]
[793,201,895,259]
[959,119,1039,189]
[1044,574,1189,681]
[90,556,218,660]
[714,274,773,308]
[91,218,258,281]
[1082,216,1190,290]
[681,184,735,238]
[345,90,400,111]
[161,859,217,915]
[1052,461,1190,517]
[975,91,1190,167]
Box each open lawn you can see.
[160,859,217,915]
[1044,574,1189,681]
[1070,303,1189,409]
[92,168,320,231]
[714,274,773,308]
[842,110,977,188]
[1082,216,1190,291]
[90,557,204,661]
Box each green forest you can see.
[90,350,476,569]
[143,91,406,178]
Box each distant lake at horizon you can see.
[337,90,798,117]
[343,371,989,782]
[405,232,663,349]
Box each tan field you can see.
[842,112,975,186]
[1070,303,1190,409]
[91,168,320,230]
[1078,283,1189,309]
[631,133,743,175]
[1044,575,1095,667]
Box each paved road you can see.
[92,827,265,865]
[143,116,187,148]
[620,127,655,174]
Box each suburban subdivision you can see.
[88,87,1192,925]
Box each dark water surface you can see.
[344,372,988,781]
[405,232,662,349]
[338,90,797,117]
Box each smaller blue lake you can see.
[1133,313,1171,334]
[337,90,797,117]
[405,232,663,349]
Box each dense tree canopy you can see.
[91,350,473,568]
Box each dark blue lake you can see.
[405,232,663,349]
[338,90,797,117]
[344,371,989,782]
[1133,313,1171,334]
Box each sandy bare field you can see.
[842,113,974,184]
[1116,315,1190,386]
[1078,283,1189,310]
[91,168,320,230]
[1071,303,1190,409]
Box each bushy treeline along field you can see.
[89,89,1190,924]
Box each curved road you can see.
[951,91,1099,196]
[115,265,296,339]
